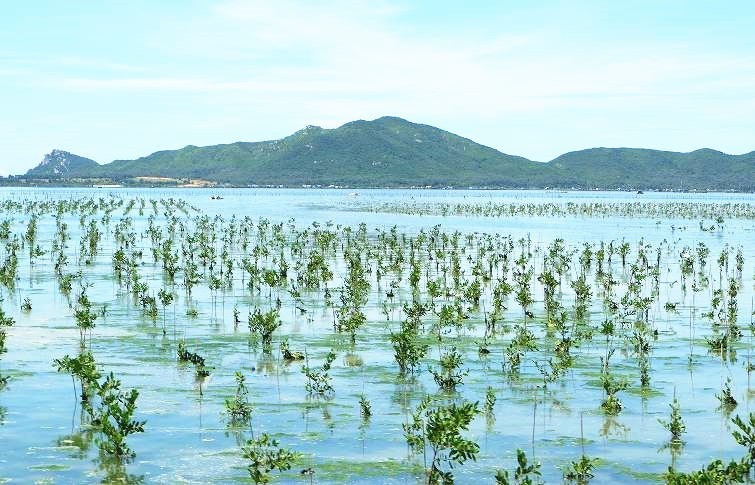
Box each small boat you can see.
[210,195,224,200]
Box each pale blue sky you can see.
[2,0,754,175]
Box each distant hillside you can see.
[25,149,99,178]
[18,117,755,190]
[549,147,755,190]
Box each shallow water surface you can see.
[0,188,753,484]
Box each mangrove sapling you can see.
[504,344,523,379]
[564,455,599,485]
[302,350,336,396]
[0,308,12,355]
[336,307,367,343]
[666,456,750,484]
[571,275,592,321]
[658,396,686,445]
[485,386,496,420]
[233,305,241,328]
[177,342,211,395]
[629,329,653,388]
[495,448,543,485]
[716,377,738,412]
[600,350,628,415]
[390,324,429,375]
[54,351,101,416]
[663,412,755,484]
[21,297,31,312]
[705,331,731,360]
[359,394,372,420]
[514,267,534,326]
[638,354,651,389]
[430,347,468,392]
[224,371,253,427]
[280,339,304,361]
[336,252,370,341]
[140,294,159,321]
[94,373,146,459]
[731,413,755,466]
[249,308,282,350]
[537,270,559,320]
[74,290,97,347]
[157,288,174,336]
[664,302,679,314]
[404,397,481,484]
[242,433,300,484]
[0,307,15,327]
[564,414,597,484]
[534,357,568,386]
[478,338,492,357]
[599,319,616,345]
[726,277,742,340]
[563,455,598,484]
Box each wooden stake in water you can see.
[531,398,537,458]
[580,412,585,457]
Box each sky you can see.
[1,0,755,175]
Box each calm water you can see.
[0,188,754,484]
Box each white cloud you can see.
[52,0,755,118]
[4,0,755,170]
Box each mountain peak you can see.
[26,150,99,177]
[40,149,70,165]
[374,115,411,124]
[690,148,725,156]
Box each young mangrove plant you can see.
[664,412,755,484]
[658,396,686,445]
[74,289,98,347]
[0,307,15,328]
[430,347,468,392]
[563,454,598,484]
[390,323,429,376]
[600,350,628,415]
[359,394,372,421]
[495,448,543,485]
[54,351,101,415]
[404,397,481,484]
[157,288,174,336]
[94,373,146,459]
[716,377,738,412]
[177,342,211,394]
[280,339,304,361]
[302,350,336,396]
[485,386,496,415]
[242,433,300,484]
[0,307,12,355]
[224,371,253,427]
[249,308,282,350]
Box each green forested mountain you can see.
[549,148,755,191]
[20,117,755,190]
[89,116,547,187]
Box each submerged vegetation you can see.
[0,192,753,483]
[363,200,755,220]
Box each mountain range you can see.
[19,116,755,190]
